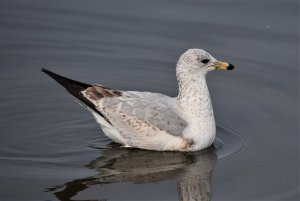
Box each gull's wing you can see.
[100,91,187,136]
[84,89,189,151]
[42,68,189,151]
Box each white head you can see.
[176,49,235,77]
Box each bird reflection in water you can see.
[47,144,217,201]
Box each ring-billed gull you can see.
[42,49,235,151]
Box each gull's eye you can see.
[201,59,210,64]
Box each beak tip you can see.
[227,63,235,70]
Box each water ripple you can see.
[215,124,251,162]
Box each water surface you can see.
[0,0,299,200]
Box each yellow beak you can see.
[210,61,235,70]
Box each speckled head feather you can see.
[176,49,218,76]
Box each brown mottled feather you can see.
[84,85,122,101]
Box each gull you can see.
[42,49,235,152]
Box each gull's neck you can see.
[176,69,214,119]
[176,66,216,150]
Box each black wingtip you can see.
[41,67,51,73]
[41,68,112,125]
[41,68,91,89]
[41,68,58,78]
[41,68,67,81]
[41,68,60,80]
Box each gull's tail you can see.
[41,68,110,122]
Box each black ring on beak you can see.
[227,63,235,70]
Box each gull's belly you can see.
[182,118,216,151]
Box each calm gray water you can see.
[0,0,299,200]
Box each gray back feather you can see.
[100,91,187,136]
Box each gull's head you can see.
[176,49,235,76]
